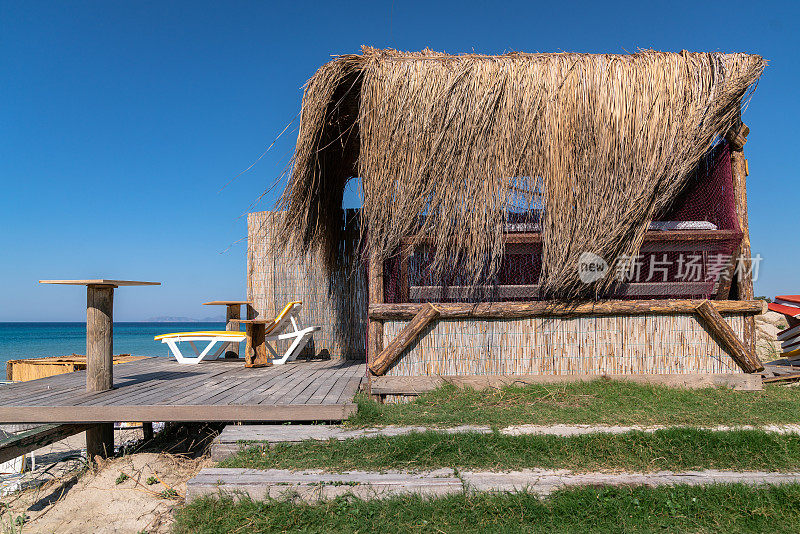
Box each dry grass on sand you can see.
[2,452,211,534]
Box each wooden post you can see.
[695,300,763,373]
[85,424,114,459]
[728,117,756,355]
[367,250,385,394]
[86,285,114,391]
[370,303,440,376]
[399,244,410,304]
[225,304,241,358]
[86,284,115,459]
[244,323,268,367]
[142,422,154,441]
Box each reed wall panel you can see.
[247,210,367,360]
[383,313,745,376]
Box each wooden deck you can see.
[0,358,364,423]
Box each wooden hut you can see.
[248,47,767,397]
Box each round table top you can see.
[39,279,161,287]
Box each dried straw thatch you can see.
[277,47,765,299]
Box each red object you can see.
[776,295,800,305]
[769,302,800,317]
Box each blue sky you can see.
[1,1,797,321]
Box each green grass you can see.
[173,483,800,533]
[221,428,800,473]
[347,381,800,428]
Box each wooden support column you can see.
[367,251,385,393]
[86,284,115,459]
[87,285,114,391]
[142,422,154,441]
[728,118,756,355]
[225,304,241,358]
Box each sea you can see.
[0,322,226,380]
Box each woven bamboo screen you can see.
[382,314,746,376]
[247,210,367,360]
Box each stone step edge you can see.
[187,468,800,502]
[210,423,800,461]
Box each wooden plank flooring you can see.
[0,358,364,423]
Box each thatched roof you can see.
[277,47,765,299]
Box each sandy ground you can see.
[1,424,219,533]
[3,452,210,534]
[0,427,153,496]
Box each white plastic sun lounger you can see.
[154,330,246,365]
[256,301,320,365]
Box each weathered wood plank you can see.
[0,404,357,423]
[186,468,461,502]
[334,377,363,404]
[0,424,93,464]
[321,376,358,405]
[303,370,343,405]
[230,363,313,406]
[0,359,362,423]
[256,364,327,405]
[224,364,307,406]
[281,367,342,405]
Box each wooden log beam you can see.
[695,300,764,373]
[0,424,93,464]
[369,299,766,321]
[401,229,741,247]
[370,304,441,376]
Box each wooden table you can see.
[202,300,252,358]
[39,279,160,458]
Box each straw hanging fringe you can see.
[277,47,766,300]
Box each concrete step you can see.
[187,467,800,502]
[187,468,460,501]
[210,424,490,460]
[210,423,800,461]
[461,469,800,496]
